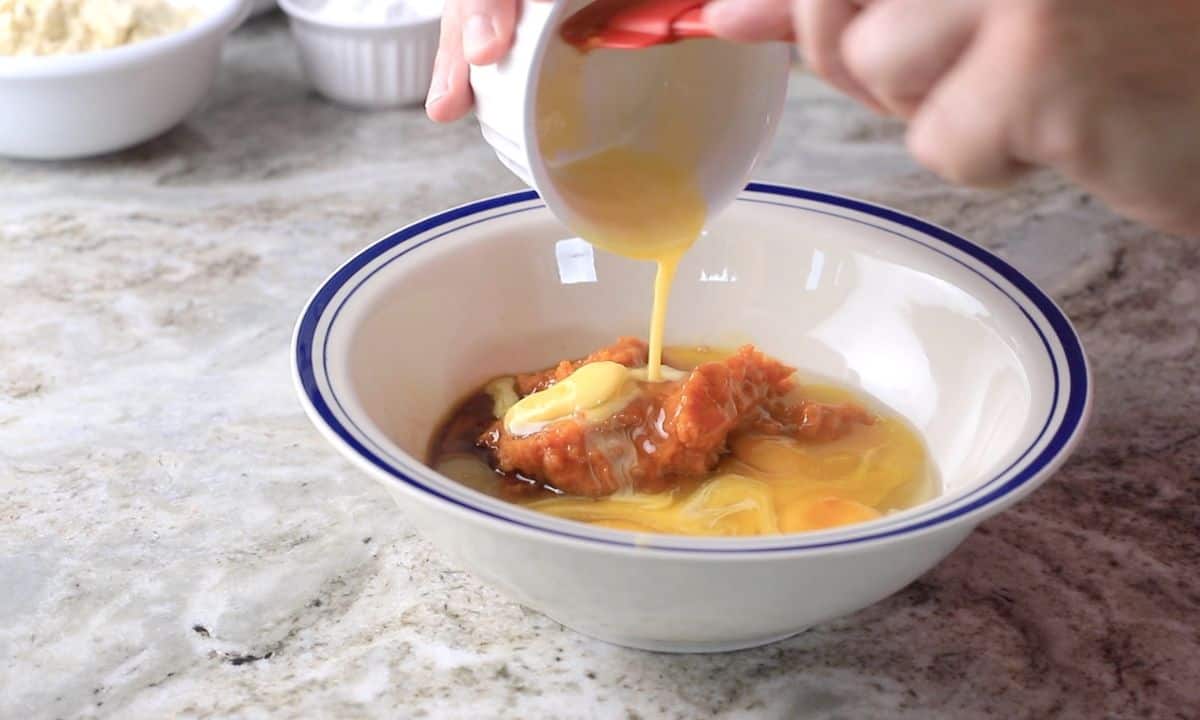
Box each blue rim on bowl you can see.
[293,184,1091,554]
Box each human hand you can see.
[703,0,1200,234]
[426,0,553,122]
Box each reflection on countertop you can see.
[1,14,1196,720]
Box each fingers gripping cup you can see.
[469,0,791,245]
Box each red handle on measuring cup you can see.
[561,0,714,50]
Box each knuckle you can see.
[906,122,954,180]
[990,1,1097,171]
[1027,105,1096,171]
[907,120,1003,187]
[840,21,884,85]
[840,22,910,109]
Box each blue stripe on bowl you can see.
[294,184,1090,553]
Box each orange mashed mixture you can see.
[430,339,935,537]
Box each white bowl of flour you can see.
[0,0,250,160]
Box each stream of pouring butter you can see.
[537,42,706,382]
[441,35,943,535]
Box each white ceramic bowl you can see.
[279,0,440,109]
[0,0,249,160]
[470,0,790,237]
[293,185,1091,653]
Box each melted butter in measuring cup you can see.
[536,42,709,382]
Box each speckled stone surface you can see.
[2,15,1197,720]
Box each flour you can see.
[0,0,199,56]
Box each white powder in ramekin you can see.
[304,0,441,25]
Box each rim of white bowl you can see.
[293,184,1092,555]
[277,0,441,31]
[0,0,248,78]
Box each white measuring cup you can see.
[469,0,790,232]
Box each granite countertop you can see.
[2,15,1197,720]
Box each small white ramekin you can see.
[279,0,440,109]
[469,0,790,244]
